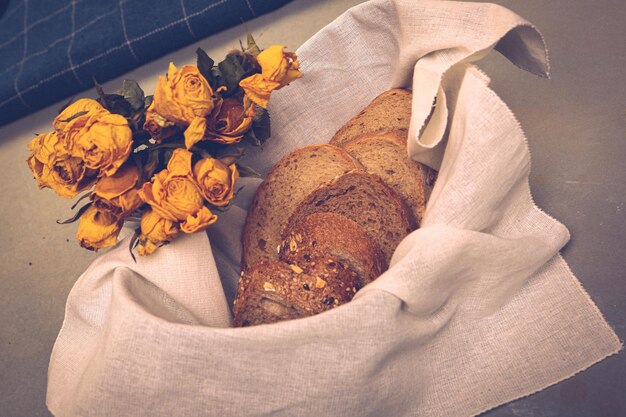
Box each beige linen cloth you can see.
[47,1,621,416]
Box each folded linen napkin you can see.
[47,1,621,416]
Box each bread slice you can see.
[280,212,386,287]
[342,130,437,227]
[233,260,359,327]
[329,89,412,147]
[285,171,413,264]
[241,145,361,269]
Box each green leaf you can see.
[196,48,215,83]
[144,95,153,108]
[237,163,262,178]
[162,149,175,167]
[93,78,132,116]
[117,79,145,111]
[71,191,92,210]
[218,155,239,166]
[105,94,133,117]
[209,67,226,91]
[56,202,92,224]
[217,146,245,166]
[58,97,76,114]
[211,204,231,213]
[129,227,140,263]
[143,150,160,183]
[218,54,246,97]
[93,77,106,103]
[57,110,88,124]
[246,31,261,57]
[243,128,261,146]
[234,185,245,197]
[252,105,271,142]
[132,130,152,147]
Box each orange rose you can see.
[238,75,279,109]
[26,132,97,198]
[92,164,143,219]
[53,98,105,132]
[257,45,303,87]
[143,102,178,143]
[153,63,215,149]
[239,45,303,108]
[139,148,217,233]
[63,110,133,177]
[193,157,238,206]
[76,206,122,251]
[204,98,254,144]
[137,209,180,256]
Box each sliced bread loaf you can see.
[233,260,359,327]
[285,171,413,264]
[241,144,361,269]
[343,130,437,227]
[280,212,386,287]
[329,89,412,147]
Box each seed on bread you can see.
[289,264,303,274]
[284,171,412,265]
[241,144,361,269]
[232,261,360,327]
[236,89,425,326]
[280,212,387,287]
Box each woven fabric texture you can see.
[0,0,292,127]
[46,1,621,416]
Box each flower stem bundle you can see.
[26,34,302,256]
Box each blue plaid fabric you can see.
[0,0,293,126]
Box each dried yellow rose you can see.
[139,148,217,233]
[143,102,178,143]
[26,132,96,198]
[137,209,180,256]
[257,45,303,87]
[153,63,216,148]
[92,164,143,219]
[204,97,255,144]
[76,206,122,251]
[238,75,280,109]
[193,156,238,206]
[62,110,133,177]
[53,98,104,132]
[239,45,303,108]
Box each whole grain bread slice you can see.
[280,212,386,287]
[329,89,412,147]
[241,144,361,269]
[343,130,437,227]
[233,260,359,327]
[285,170,413,264]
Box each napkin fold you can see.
[47,1,621,416]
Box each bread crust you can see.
[280,212,386,287]
[235,89,434,325]
[241,144,361,269]
[233,260,359,327]
[330,88,412,147]
[343,130,437,226]
[285,170,413,264]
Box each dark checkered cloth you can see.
[0,0,293,126]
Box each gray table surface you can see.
[478,1,626,416]
[0,1,624,416]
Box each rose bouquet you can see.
[26,35,302,256]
